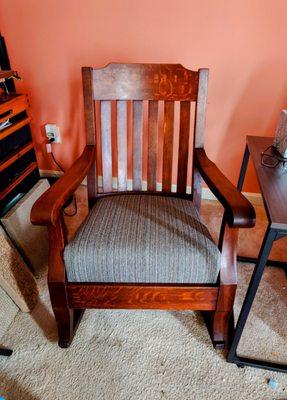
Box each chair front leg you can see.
[209,212,238,349]
[48,216,84,348]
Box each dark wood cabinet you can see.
[0,93,40,216]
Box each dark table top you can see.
[247,135,287,230]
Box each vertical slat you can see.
[157,101,164,191]
[193,68,209,208]
[127,101,133,190]
[117,101,127,191]
[162,101,174,192]
[194,68,209,148]
[82,67,97,203]
[82,67,96,145]
[111,101,118,189]
[171,101,180,192]
[177,101,191,193]
[142,101,149,190]
[101,101,112,192]
[95,101,103,189]
[147,100,158,191]
[132,100,143,190]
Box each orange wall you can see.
[1,0,287,192]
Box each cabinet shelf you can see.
[0,117,31,140]
[0,142,34,172]
[0,162,38,201]
[0,94,40,215]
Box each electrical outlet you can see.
[45,124,61,143]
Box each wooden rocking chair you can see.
[31,63,255,349]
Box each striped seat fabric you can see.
[64,195,221,284]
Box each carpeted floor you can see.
[0,194,286,399]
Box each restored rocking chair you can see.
[31,63,255,349]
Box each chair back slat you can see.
[100,101,112,192]
[147,100,158,191]
[162,101,174,192]
[116,101,128,191]
[177,101,191,193]
[194,69,209,148]
[82,64,209,200]
[132,100,143,190]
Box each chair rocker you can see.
[31,63,255,349]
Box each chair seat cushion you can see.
[64,195,221,284]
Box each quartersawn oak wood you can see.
[31,146,95,226]
[47,216,85,348]
[192,69,209,209]
[117,100,128,191]
[195,148,255,228]
[82,67,97,204]
[87,64,204,197]
[100,101,112,192]
[177,101,191,193]
[162,101,174,192]
[31,63,256,350]
[132,100,143,190]
[147,100,158,191]
[92,63,199,101]
[67,284,218,310]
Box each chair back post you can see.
[82,67,97,207]
[192,68,209,210]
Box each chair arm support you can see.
[219,223,238,286]
[195,148,256,228]
[31,145,96,227]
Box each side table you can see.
[227,135,287,373]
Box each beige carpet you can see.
[0,262,286,400]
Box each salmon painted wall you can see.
[1,0,287,192]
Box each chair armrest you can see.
[31,145,95,227]
[194,148,255,228]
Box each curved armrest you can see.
[195,148,255,228]
[31,146,96,227]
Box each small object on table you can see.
[228,135,287,373]
[261,144,287,169]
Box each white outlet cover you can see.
[45,124,61,143]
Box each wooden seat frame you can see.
[31,64,255,349]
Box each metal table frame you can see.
[0,348,12,357]
[227,142,287,373]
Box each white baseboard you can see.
[40,170,263,207]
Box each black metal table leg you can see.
[0,348,13,357]
[231,136,287,372]
[228,227,287,372]
[236,144,287,275]
[237,145,250,192]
